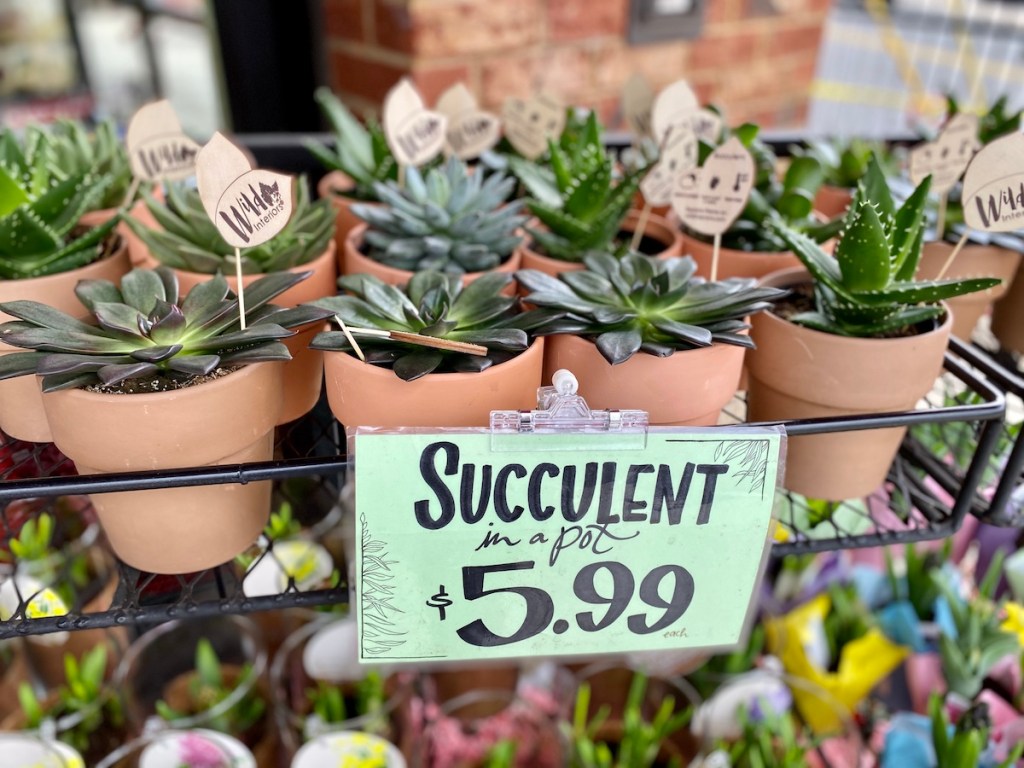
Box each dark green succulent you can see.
[0,128,121,280]
[311,271,537,381]
[771,155,1001,337]
[306,88,398,202]
[0,267,332,391]
[124,180,335,274]
[509,111,651,262]
[352,156,525,275]
[517,252,784,365]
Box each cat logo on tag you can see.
[436,83,501,160]
[909,112,980,193]
[641,125,698,207]
[502,92,566,160]
[195,132,295,248]
[384,78,447,167]
[672,137,754,237]
[125,99,201,182]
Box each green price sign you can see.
[353,427,784,663]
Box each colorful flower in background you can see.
[177,732,229,768]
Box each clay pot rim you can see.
[758,266,953,347]
[546,329,748,364]
[142,239,338,284]
[0,234,125,289]
[522,209,680,264]
[317,169,363,201]
[679,211,833,256]
[40,357,281,405]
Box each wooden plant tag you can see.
[383,78,447,167]
[671,136,755,236]
[691,108,724,144]
[196,132,295,248]
[908,111,980,193]
[640,125,698,207]
[651,78,699,143]
[125,99,201,182]
[435,83,501,160]
[962,131,1024,232]
[502,92,566,160]
[622,73,655,139]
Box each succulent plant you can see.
[771,155,1001,337]
[311,270,538,381]
[306,87,398,201]
[792,137,897,190]
[0,267,332,391]
[44,119,134,209]
[352,156,526,275]
[516,252,784,365]
[509,111,651,262]
[0,128,121,280]
[125,180,335,274]
[946,93,1022,146]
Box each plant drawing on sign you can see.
[714,439,772,498]
[360,512,406,658]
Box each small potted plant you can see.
[0,267,332,573]
[745,156,1000,501]
[118,616,274,766]
[0,138,129,442]
[96,729,256,768]
[510,111,677,275]
[307,88,398,252]
[516,252,784,426]
[793,137,896,218]
[124,181,338,421]
[291,731,406,768]
[311,270,543,428]
[345,157,526,285]
[699,706,820,767]
[680,125,840,281]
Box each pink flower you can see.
[178,733,229,768]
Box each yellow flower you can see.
[1001,602,1024,646]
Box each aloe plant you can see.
[771,155,1001,337]
[509,111,651,261]
[311,271,537,381]
[352,156,525,274]
[516,252,784,364]
[306,88,398,201]
[44,120,134,209]
[0,267,332,391]
[125,181,335,274]
[946,93,1023,146]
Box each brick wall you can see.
[323,0,830,129]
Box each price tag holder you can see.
[352,373,783,663]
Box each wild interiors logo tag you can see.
[219,178,287,244]
[963,132,1024,234]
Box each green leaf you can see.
[120,269,168,314]
[595,330,643,365]
[393,350,444,381]
[836,195,891,292]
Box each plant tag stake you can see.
[195,132,295,329]
[383,78,447,176]
[651,78,699,144]
[909,111,980,239]
[502,92,566,160]
[352,423,783,663]
[938,131,1024,278]
[435,83,501,160]
[632,125,698,250]
[671,137,755,281]
[622,72,655,141]
[123,99,201,205]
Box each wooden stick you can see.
[121,176,140,210]
[345,326,487,356]
[630,201,652,252]
[398,164,407,189]
[936,193,948,242]
[335,315,365,362]
[936,230,971,280]
[711,233,722,283]
[234,246,247,330]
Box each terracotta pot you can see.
[323,338,544,429]
[813,185,854,219]
[681,232,799,282]
[81,196,160,268]
[0,238,130,442]
[541,333,745,426]
[520,209,683,278]
[318,171,375,269]
[40,362,283,573]
[342,223,522,288]
[746,268,952,501]
[990,250,1024,355]
[916,240,1019,340]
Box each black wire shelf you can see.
[0,341,1009,638]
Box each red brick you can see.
[323,0,365,42]
[690,29,765,70]
[479,47,591,110]
[705,0,746,25]
[375,0,416,52]
[409,0,544,58]
[548,0,628,42]
[773,22,825,56]
[412,63,473,105]
[590,41,689,92]
[330,49,409,104]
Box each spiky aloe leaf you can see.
[835,194,891,292]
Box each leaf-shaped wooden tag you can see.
[502,92,566,160]
[671,136,754,237]
[436,83,501,160]
[383,78,447,166]
[125,99,201,182]
[640,125,698,207]
[909,111,980,193]
[196,132,295,248]
[651,79,699,143]
[962,131,1024,232]
[622,73,655,139]
[691,108,723,144]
